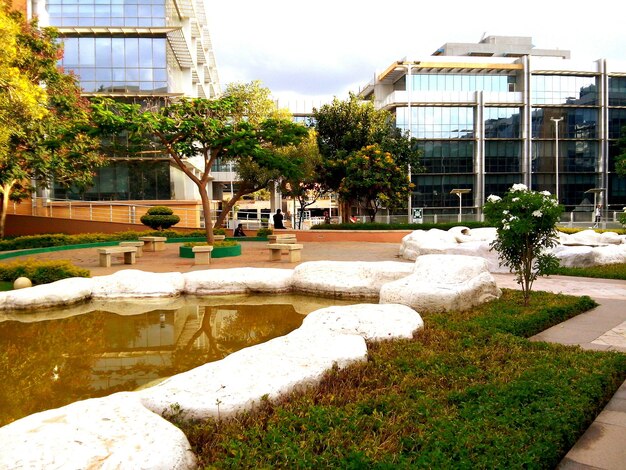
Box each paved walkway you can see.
[3,240,626,468]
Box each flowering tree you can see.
[483,184,563,305]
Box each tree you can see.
[313,93,420,222]
[339,144,414,222]
[92,96,307,244]
[483,184,563,306]
[279,129,326,229]
[0,7,104,238]
[211,81,298,229]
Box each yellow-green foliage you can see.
[0,259,89,285]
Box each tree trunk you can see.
[213,185,249,230]
[0,181,15,239]
[198,186,214,244]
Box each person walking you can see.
[593,205,602,228]
[273,209,285,229]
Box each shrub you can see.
[140,206,180,231]
[0,259,90,285]
[256,227,273,237]
[483,184,563,305]
[213,228,226,235]
[182,241,237,248]
[618,207,626,227]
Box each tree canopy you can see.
[0,6,103,238]
[313,93,420,222]
[92,92,307,243]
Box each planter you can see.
[179,243,241,259]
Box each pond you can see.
[0,294,357,426]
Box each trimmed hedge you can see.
[0,259,90,285]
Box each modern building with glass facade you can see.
[359,36,626,220]
[16,0,220,203]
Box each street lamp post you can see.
[450,189,471,223]
[550,117,563,202]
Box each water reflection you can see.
[0,294,353,426]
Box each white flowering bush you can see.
[483,184,563,305]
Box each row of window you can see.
[396,106,608,140]
[397,74,626,107]
[48,0,167,28]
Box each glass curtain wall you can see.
[47,0,175,201]
[608,77,626,206]
[530,74,599,207]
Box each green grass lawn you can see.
[167,290,626,468]
[549,263,626,280]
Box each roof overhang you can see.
[378,61,523,84]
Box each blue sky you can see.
[207,0,625,103]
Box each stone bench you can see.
[97,247,137,268]
[268,234,297,244]
[138,236,167,252]
[192,245,213,265]
[213,235,226,241]
[119,241,144,257]
[267,243,303,262]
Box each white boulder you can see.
[139,330,368,419]
[554,244,626,268]
[0,277,93,310]
[291,261,413,298]
[300,303,424,340]
[380,254,501,312]
[0,393,196,470]
[91,269,185,298]
[183,267,293,295]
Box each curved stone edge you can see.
[0,303,425,469]
[0,392,196,470]
[1,262,416,312]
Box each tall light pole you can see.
[550,117,563,202]
[450,189,471,223]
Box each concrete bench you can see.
[192,245,213,265]
[97,246,137,267]
[119,241,144,257]
[268,234,297,244]
[267,243,303,262]
[138,236,167,252]
[213,235,226,241]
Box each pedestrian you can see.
[593,205,601,228]
[273,209,285,229]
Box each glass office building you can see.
[359,36,626,218]
[20,0,220,201]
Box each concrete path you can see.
[3,240,626,468]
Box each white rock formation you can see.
[291,261,414,298]
[91,269,186,298]
[183,267,293,295]
[380,254,501,312]
[0,393,196,470]
[300,303,423,341]
[400,227,626,270]
[0,276,93,310]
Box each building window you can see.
[417,141,474,173]
[531,108,598,139]
[485,141,521,173]
[60,37,168,93]
[531,75,597,105]
[47,0,167,28]
[410,73,516,93]
[609,77,626,106]
[484,107,521,138]
[397,106,474,139]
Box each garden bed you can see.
[179,243,241,259]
